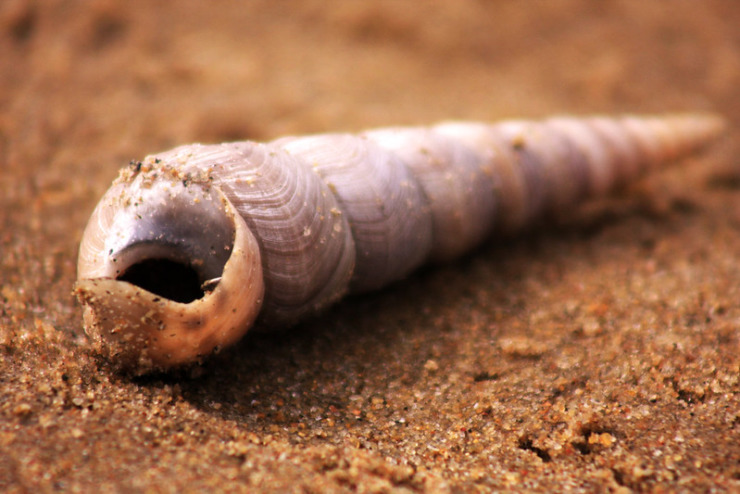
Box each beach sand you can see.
[1,1,738,491]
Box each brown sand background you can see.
[1,1,739,492]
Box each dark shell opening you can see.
[117,258,203,303]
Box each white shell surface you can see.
[364,128,498,261]
[272,134,432,292]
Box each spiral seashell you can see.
[75,114,725,373]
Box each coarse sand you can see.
[1,1,739,491]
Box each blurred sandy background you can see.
[1,1,739,491]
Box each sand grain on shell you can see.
[1,1,739,491]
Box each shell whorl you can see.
[76,113,725,372]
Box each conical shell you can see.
[76,113,725,373]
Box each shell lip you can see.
[75,184,264,375]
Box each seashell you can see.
[75,114,725,373]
